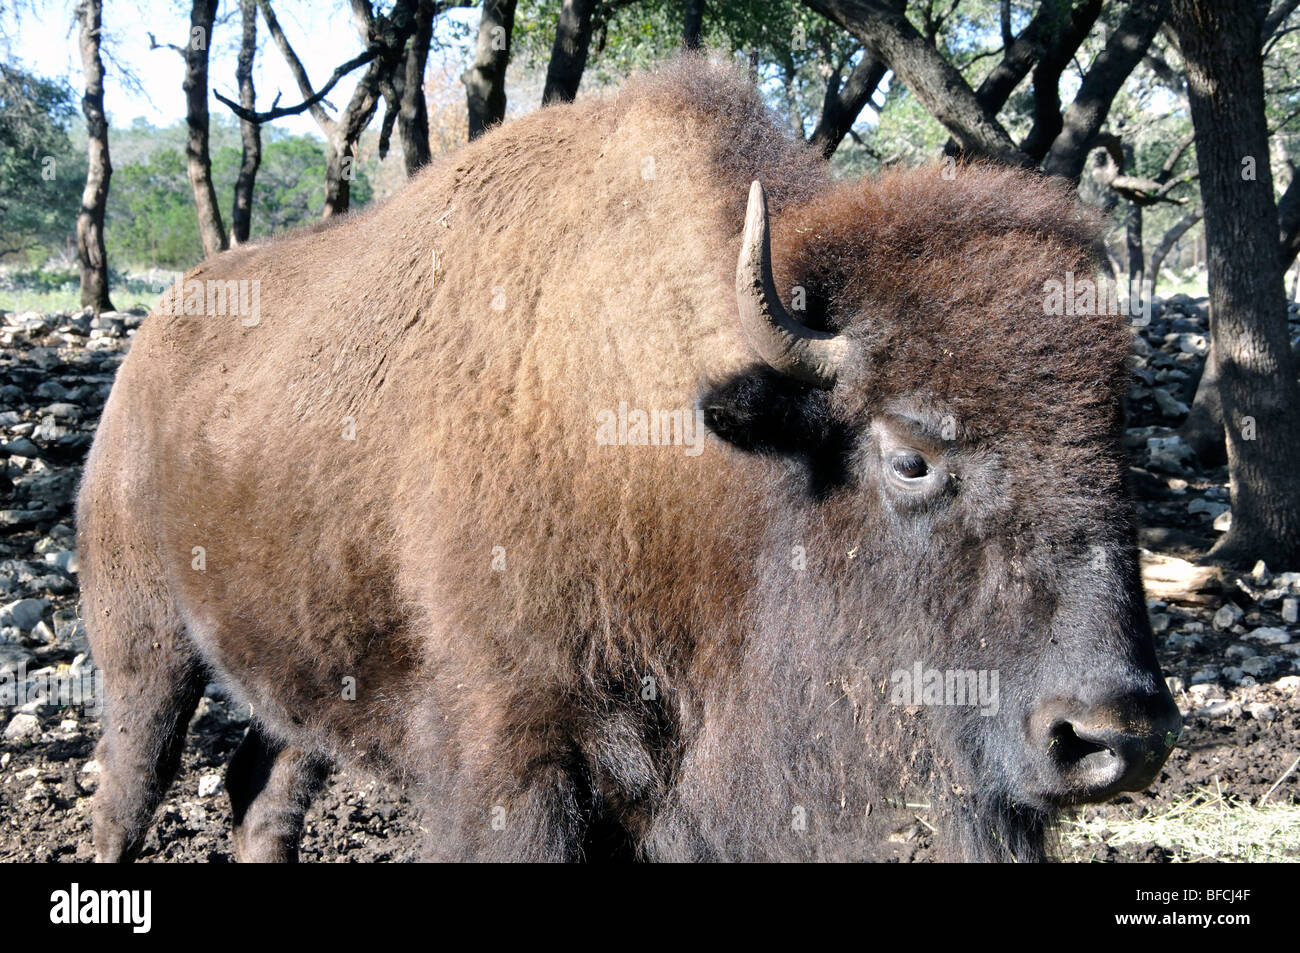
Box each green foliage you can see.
[863,85,949,167]
[512,1,839,95]
[2,66,371,271]
[0,61,85,260]
[224,133,373,237]
[99,117,369,270]
[108,149,204,268]
[1,264,80,295]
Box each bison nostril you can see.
[1030,692,1181,804]
[1041,716,1135,800]
[1047,720,1113,766]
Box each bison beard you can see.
[77,58,1177,863]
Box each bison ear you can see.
[699,365,843,457]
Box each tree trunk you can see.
[1017,0,1105,163]
[464,0,517,140]
[808,49,887,158]
[399,0,435,174]
[183,0,228,256]
[1148,207,1201,297]
[255,0,407,216]
[323,144,354,217]
[1180,338,1227,466]
[780,53,803,137]
[683,0,703,50]
[1279,170,1300,271]
[1038,0,1169,182]
[1173,0,1300,568]
[231,0,261,244]
[75,0,113,315]
[803,0,1025,165]
[802,0,1160,183]
[542,0,597,105]
[1125,199,1144,299]
[324,59,385,217]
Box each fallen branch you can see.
[1258,752,1300,806]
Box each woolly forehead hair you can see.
[772,164,1132,447]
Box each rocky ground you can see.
[0,295,1298,862]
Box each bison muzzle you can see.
[77,60,1179,862]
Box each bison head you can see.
[698,173,1180,860]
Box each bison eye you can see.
[889,451,929,481]
[873,419,950,503]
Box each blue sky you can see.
[1,0,478,137]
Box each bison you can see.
[78,59,1179,862]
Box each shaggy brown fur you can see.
[78,57,1174,862]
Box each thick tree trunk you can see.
[542,0,597,105]
[398,0,435,174]
[183,0,228,256]
[1173,0,1300,568]
[75,0,113,315]
[464,0,517,140]
[323,144,354,217]
[808,50,887,159]
[683,0,703,50]
[231,0,261,244]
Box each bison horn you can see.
[735,180,847,388]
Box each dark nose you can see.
[1030,691,1181,803]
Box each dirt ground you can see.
[1,295,1298,862]
[2,593,1295,863]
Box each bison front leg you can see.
[225,725,329,863]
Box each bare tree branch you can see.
[976,0,1103,118]
[1263,0,1300,41]
[215,47,378,123]
[802,0,1027,164]
[1040,0,1172,181]
[809,47,888,158]
[254,0,336,129]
